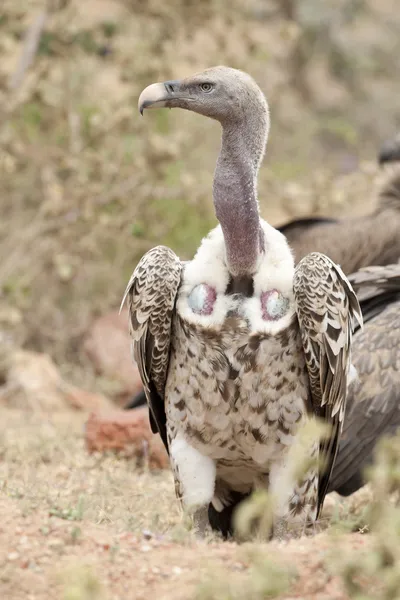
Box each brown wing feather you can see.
[328,263,400,495]
[329,300,400,495]
[293,252,362,514]
[120,245,182,451]
[347,263,400,302]
[346,263,400,328]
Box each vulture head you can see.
[138,66,269,131]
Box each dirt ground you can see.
[0,407,379,600]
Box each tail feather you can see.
[124,389,147,410]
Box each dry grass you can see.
[0,406,399,599]
[1,0,400,393]
[0,408,179,535]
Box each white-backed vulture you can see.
[121,66,361,538]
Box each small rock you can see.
[66,386,111,412]
[7,552,19,561]
[99,542,110,551]
[48,538,64,550]
[0,349,111,412]
[83,309,143,405]
[142,530,153,540]
[84,407,168,469]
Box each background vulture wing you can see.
[120,245,182,452]
[277,216,338,240]
[347,263,400,311]
[293,252,362,514]
[328,301,400,495]
[328,263,400,496]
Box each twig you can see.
[9,9,48,91]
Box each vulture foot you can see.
[272,517,289,541]
[192,506,212,539]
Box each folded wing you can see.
[120,245,182,450]
[293,252,362,513]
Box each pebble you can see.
[48,538,64,549]
[7,552,19,561]
[142,530,153,540]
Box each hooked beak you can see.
[138,80,184,115]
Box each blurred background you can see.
[1,0,399,402]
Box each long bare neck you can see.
[213,114,268,278]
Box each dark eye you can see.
[200,82,213,93]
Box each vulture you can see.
[122,66,362,539]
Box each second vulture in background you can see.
[279,160,400,271]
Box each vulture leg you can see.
[192,506,211,538]
[169,433,216,536]
[268,437,319,539]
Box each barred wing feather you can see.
[120,245,182,451]
[293,252,362,512]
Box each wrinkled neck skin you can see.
[213,116,267,280]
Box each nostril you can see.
[165,83,175,94]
